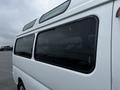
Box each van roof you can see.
[21,0,112,35]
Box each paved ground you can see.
[0,51,16,90]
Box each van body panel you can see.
[13,2,113,90]
[13,66,50,90]
[112,0,120,90]
[20,0,112,35]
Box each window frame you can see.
[35,15,99,74]
[14,34,35,59]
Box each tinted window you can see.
[23,19,37,31]
[14,34,34,58]
[39,0,70,23]
[35,16,99,73]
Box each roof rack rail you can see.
[23,19,37,31]
[39,0,71,23]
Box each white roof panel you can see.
[21,0,112,35]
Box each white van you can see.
[12,0,120,90]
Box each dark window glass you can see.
[35,16,99,73]
[39,0,70,23]
[14,34,34,58]
[23,19,36,31]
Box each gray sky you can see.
[0,0,66,46]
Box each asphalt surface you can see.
[0,51,16,90]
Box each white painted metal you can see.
[112,0,120,90]
[21,0,112,35]
[13,1,113,90]
[13,66,50,90]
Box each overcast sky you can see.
[0,0,66,46]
